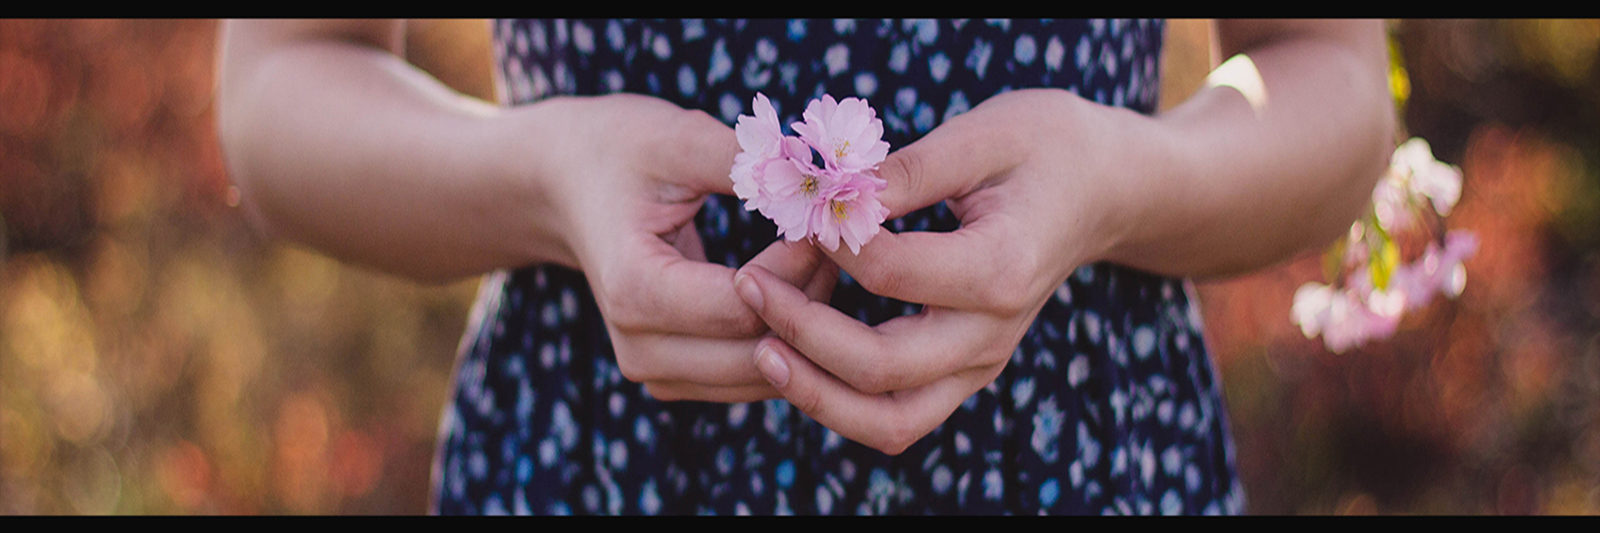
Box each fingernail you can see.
[735,272,764,310]
[755,345,789,387]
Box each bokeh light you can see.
[0,19,483,514]
[1192,19,1600,514]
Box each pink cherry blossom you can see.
[729,92,892,254]
[758,143,831,242]
[1430,230,1479,297]
[1371,138,1465,233]
[1384,262,1432,312]
[1295,230,1479,352]
[1294,138,1476,353]
[1414,160,1463,217]
[1371,169,1415,232]
[1293,278,1403,353]
[1391,229,1479,309]
[809,170,890,254]
[1291,282,1336,339]
[1323,290,1402,353]
[1394,138,1463,215]
[790,95,890,173]
[730,93,788,212]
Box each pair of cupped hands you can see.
[530,88,1131,455]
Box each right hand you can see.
[731,89,1131,454]
[513,93,837,403]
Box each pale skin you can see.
[733,20,1395,454]
[220,20,833,403]
[219,20,1393,455]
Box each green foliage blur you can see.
[1,19,1597,514]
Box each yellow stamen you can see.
[800,175,818,198]
[831,199,849,220]
[834,140,850,160]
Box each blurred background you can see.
[1,19,1596,514]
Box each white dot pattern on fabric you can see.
[435,18,1240,516]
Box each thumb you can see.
[874,111,1022,218]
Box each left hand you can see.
[734,89,1151,454]
[519,94,839,403]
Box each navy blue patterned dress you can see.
[432,19,1244,515]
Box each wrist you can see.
[1068,101,1191,274]
[478,101,581,270]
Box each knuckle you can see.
[601,295,646,331]
[787,384,826,422]
[769,312,804,347]
[594,268,648,330]
[610,342,659,384]
[874,423,919,456]
[851,260,904,299]
[613,354,649,384]
[880,149,927,202]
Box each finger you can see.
[735,264,1011,394]
[753,337,987,456]
[874,111,1024,218]
[608,329,770,388]
[824,215,1034,313]
[604,234,815,338]
[733,262,884,375]
[653,107,741,196]
[599,236,762,338]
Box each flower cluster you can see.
[730,93,891,254]
[1292,138,1479,353]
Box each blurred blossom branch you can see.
[1292,138,1478,352]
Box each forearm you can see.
[218,20,570,282]
[1099,20,1394,279]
